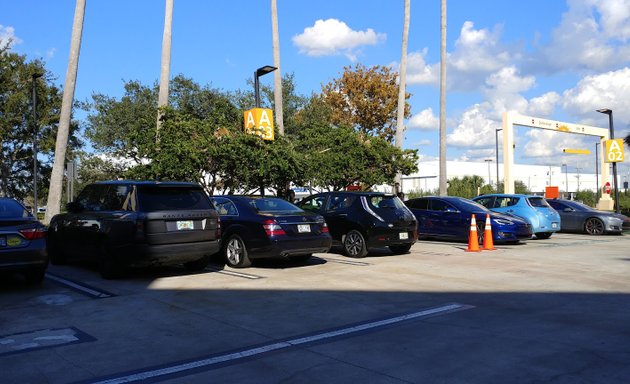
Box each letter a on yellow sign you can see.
[604,139,625,163]
[243,108,274,141]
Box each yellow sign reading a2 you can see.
[604,139,625,163]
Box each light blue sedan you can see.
[473,194,561,239]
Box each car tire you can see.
[48,229,67,265]
[98,246,124,279]
[343,230,368,258]
[184,254,211,271]
[24,266,47,284]
[289,254,312,262]
[477,223,485,246]
[389,244,412,254]
[585,217,605,235]
[535,232,552,239]
[224,235,251,268]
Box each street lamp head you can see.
[596,108,612,115]
[256,66,277,77]
[32,72,43,80]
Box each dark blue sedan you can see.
[404,196,532,244]
[0,198,48,283]
[210,196,332,268]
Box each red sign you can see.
[604,182,611,194]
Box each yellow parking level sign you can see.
[244,108,274,141]
[604,139,625,163]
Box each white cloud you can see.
[448,22,515,91]
[562,67,630,121]
[0,25,21,48]
[447,104,500,148]
[406,49,438,85]
[531,0,630,72]
[527,92,561,116]
[292,19,385,61]
[408,107,439,130]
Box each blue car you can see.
[405,196,532,244]
[210,196,332,268]
[0,198,48,283]
[472,194,561,239]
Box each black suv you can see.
[297,191,417,257]
[48,181,221,278]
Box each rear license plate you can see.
[0,236,5,247]
[297,224,311,233]
[176,220,194,230]
[399,232,408,240]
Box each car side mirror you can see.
[66,201,84,213]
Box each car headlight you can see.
[492,218,513,226]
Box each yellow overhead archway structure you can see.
[501,112,614,210]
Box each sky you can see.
[2,0,630,177]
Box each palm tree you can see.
[395,0,410,194]
[45,0,85,224]
[271,0,284,136]
[157,0,174,143]
[439,0,447,196]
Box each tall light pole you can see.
[596,108,620,213]
[484,159,492,186]
[31,72,43,215]
[255,65,277,108]
[562,163,568,198]
[254,65,277,196]
[495,128,502,191]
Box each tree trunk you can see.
[395,0,410,194]
[439,0,448,196]
[156,0,174,142]
[44,0,85,224]
[271,0,284,136]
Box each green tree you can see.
[294,116,418,191]
[0,47,81,202]
[321,64,411,142]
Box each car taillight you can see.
[216,217,222,237]
[19,227,47,240]
[263,219,286,236]
[322,222,329,233]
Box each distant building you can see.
[394,160,617,195]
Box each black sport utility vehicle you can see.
[48,181,221,278]
[298,192,417,257]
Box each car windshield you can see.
[528,197,552,208]
[564,200,597,211]
[250,198,303,214]
[366,195,405,210]
[0,199,32,219]
[138,186,213,211]
[452,198,490,212]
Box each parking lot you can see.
[1,232,630,384]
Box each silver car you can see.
[546,199,630,235]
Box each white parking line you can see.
[46,273,114,299]
[205,265,263,279]
[86,303,472,384]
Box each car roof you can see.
[212,195,285,201]
[409,196,469,201]
[93,180,200,187]
[311,191,395,197]
[475,193,543,198]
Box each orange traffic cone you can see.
[482,214,496,250]
[466,214,481,252]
